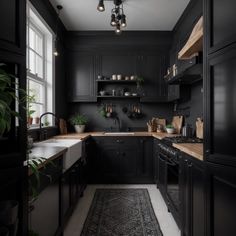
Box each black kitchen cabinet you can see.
[153,138,160,185]
[137,137,153,182]
[206,163,236,236]
[61,156,88,225]
[180,154,205,236]
[0,0,26,55]
[205,0,236,54]
[90,137,153,184]
[157,148,167,197]
[138,53,169,102]
[29,158,63,236]
[204,44,236,167]
[67,51,97,102]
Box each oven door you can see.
[166,155,180,212]
[158,152,167,197]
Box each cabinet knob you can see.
[206,149,210,154]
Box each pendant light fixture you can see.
[54,5,63,57]
[97,0,127,35]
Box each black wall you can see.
[65,31,174,131]
[171,0,203,129]
[30,0,67,119]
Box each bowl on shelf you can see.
[124,92,131,96]
[132,93,138,96]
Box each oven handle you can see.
[159,152,178,166]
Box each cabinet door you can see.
[61,172,70,222]
[100,52,137,77]
[158,152,166,196]
[0,0,26,55]
[100,145,120,181]
[137,138,153,182]
[153,139,160,184]
[206,0,236,53]
[181,155,205,236]
[30,180,60,236]
[204,45,236,167]
[206,163,236,236]
[67,51,97,102]
[138,53,168,102]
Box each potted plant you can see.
[136,76,145,88]
[69,114,88,133]
[0,64,26,136]
[27,92,36,126]
[166,124,175,134]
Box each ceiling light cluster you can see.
[97,0,127,35]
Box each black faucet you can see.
[39,112,58,141]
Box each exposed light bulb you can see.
[54,50,59,56]
[121,15,126,27]
[110,14,116,26]
[97,0,105,12]
[115,24,122,35]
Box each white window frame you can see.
[26,1,55,127]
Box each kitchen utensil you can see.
[172,116,183,134]
[196,118,203,139]
[182,123,192,137]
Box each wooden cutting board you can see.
[196,118,203,139]
[59,119,68,135]
[172,116,183,134]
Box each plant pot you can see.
[0,201,18,226]
[74,125,85,133]
[0,227,9,236]
[166,128,175,134]
[34,117,40,125]
[27,117,33,125]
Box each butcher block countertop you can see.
[54,131,178,140]
[54,132,203,160]
[173,143,203,161]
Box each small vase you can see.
[74,125,85,133]
[27,117,33,125]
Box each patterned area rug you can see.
[81,189,163,236]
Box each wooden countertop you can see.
[54,131,178,140]
[173,143,203,161]
[28,146,67,175]
[54,132,203,161]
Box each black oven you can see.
[158,143,180,216]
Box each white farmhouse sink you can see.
[104,132,135,136]
[35,139,82,172]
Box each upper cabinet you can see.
[206,0,236,54]
[67,51,97,102]
[0,0,26,55]
[138,53,168,102]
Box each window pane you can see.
[36,55,43,78]
[29,27,35,49]
[29,80,44,104]
[29,49,35,74]
[35,33,43,56]
[30,103,44,119]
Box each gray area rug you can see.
[81,189,163,236]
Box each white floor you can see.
[64,185,181,236]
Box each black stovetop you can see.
[162,136,203,146]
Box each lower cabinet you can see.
[61,156,88,226]
[89,137,153,183]
[206,163,236,236]
[29,158,63,236]
[180,154,205,236]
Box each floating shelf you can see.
[96,80,137,83]
[97,95,140,99]
[166,64,203,85]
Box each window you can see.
[26,3,54,127]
